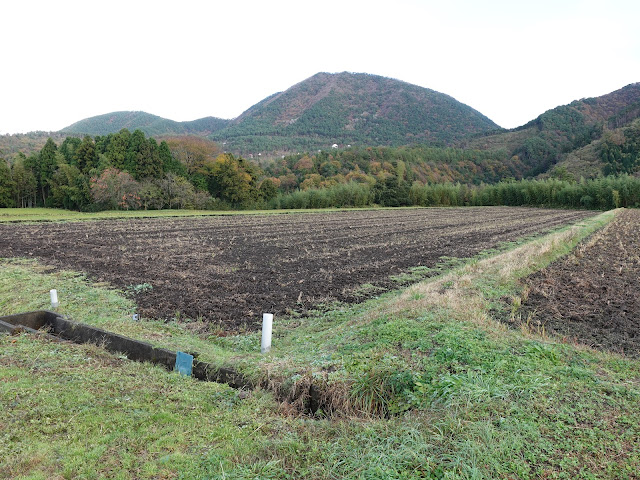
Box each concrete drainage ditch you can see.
[0,310,250,390]
[1,311,335,415]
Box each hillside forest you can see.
[2,126,640,212]
[60,73,500,155]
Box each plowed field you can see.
[523,209,640,357]
[0,207,595,331]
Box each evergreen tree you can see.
[372,175,411,207]
[105,129,131,171]
[11,154,37,207]
[127,129,147,176]
[0,159,16,207]
[74,135,98,173]
[59,137,82,164]
[158,140,186,176]
[258,178,278,201]
[136,137,163,179]
[50,164,91,210]
[32,138,59,205]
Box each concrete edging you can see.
[0,310,251,389]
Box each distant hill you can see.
[59,73,499,157]
[61,111,229,137]
[0,131,71,160]
[10,75,640,182]
[459,83,640,178]
[212,72,499,155]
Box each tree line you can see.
[2,130,640,212]
[0,130,273,210]
[271,175,640,211]
[0,135,521,211]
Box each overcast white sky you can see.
[1,0,639,134]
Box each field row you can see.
[524,208,640,356]
[0,207,596,330]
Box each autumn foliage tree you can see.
[90,168,141,210]
[164,136,221,175]
[201,154,260,207]
[157,173,197,209]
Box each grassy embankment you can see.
[0,206,382,223]
[1,209,639,479]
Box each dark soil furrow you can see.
[0,207,595,331]
[522,209,640,357]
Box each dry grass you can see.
[377,210,617,333]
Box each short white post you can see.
[261,313,273,353]
[50,289,59,309]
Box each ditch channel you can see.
[0,310,250,389]
[0,310,337,415]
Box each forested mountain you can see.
[0,131,69,158]
[54,75,640,181]
[58,72,499,156]
[3,81,640,212]
[211,72,500,155]
[62,111,229,137]
[4,76,639,201]
[459,83,640,179]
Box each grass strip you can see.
[0,206,412,224]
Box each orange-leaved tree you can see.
[90,168,141,210]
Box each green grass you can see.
[0,259,241,369]
[0,333,299,480]
[0,206,412,224]
[2,209,640,479]
[0,207,220,223]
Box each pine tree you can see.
[0,159,16,207]
[74,136,98,173]
[36,138,59,205]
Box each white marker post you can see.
[261,313,273,353]
[50,289,59,309]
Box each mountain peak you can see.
[216,71,499,155]
[59,71,500,156]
